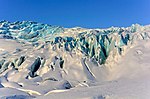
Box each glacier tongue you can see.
[0,21,150,72]
[0,21,150,98]
[0,21,150,69]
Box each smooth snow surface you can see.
[0,21,150,99]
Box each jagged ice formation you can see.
[0,21,150,66]
[0,21,150,98]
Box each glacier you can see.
[0,21,150,66]
[0,20,150,98]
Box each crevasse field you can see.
[0,20,150,99]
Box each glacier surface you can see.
[0,21,150,98]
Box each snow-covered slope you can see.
[0,21,150,98]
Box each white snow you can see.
[0,22,150,99]
[38,39,150,99]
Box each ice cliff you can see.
[1,20,150,98]
[0,20,150,98]
[0,21,150,66]
[0,20,149,79]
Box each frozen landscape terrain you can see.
[0,20,150,99]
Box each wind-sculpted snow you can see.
[0,21,150,98]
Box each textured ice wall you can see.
[49,24,150,65]
[0,21,150,68]
[0,20,64,42]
